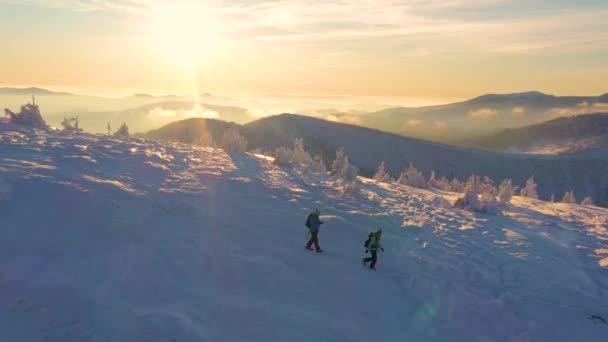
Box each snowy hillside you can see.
[462,113,608,154]
[1,124,608,341]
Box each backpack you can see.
[364,233,374,248]
[305,214,312,228]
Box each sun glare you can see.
[146,1,225,69]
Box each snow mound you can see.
[1,124,608,342]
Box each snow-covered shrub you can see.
[519,176,539,199]
[454,186,481,211]
[581,197,595,206]
[331,148,346,176]
[432,195,452,208]
[114,122,130,138]
[561,190,576,204]
[341,180,360,195]
[454,175,500,214]
[374,161,392,183]
[449,178,464,193]
[274,146,294,167]
[196,132,214,147]
[427,170,438,189]
[497,179,515,205]
[550,194,555,203]
[61,116,83,134]
[480,190,500,214]
[221,128,247,153]
[434,176,451,191]
[273,139,326,174]
[479,176,497,196]
[397,163,425,188]
[331,148,358,183]
[4,101,48,130]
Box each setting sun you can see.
[145,1,226,69]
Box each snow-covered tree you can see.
[374,161,392,183]
[435,176,452,191]
[221,128,247,153]
[454,182,481,211]
[479,176,497,196]
[4,100,48,130]
[449,178,464,193]
[61,116,83,134]
[331,148,358,183]
[581,197,595,206]
[397,163,425,188]
[341,180,360,195]
[519,176,539,199]
[561,190,576,204]
[273,139,325,174]
[331,148,346,176]
[427,170,439,189]
[497,179,515,205]
[114,122,130,138]
[480,190,500,214]
[550,194,555,203]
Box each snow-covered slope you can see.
[1,124,608,341]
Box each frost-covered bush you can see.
[114,122,130,138]
[449,178,465,193]
[454,186,481,211]
[397,163,425,188]
[341,180,360,195]
[431,195,452,208]
[61,116,83,134]
[497,179,515,205]
[4,101,48,130]
[454,175,500,214]
[480,190,500,214]
[374,161,392,183]
[331,148,358,183]
[331,148,346,176]
[561,190,576,204]
[581,197,595,206]
[273,139,326,174]
[519,176,539,199]
[428,170,450,190]
[221,128,247,153]
[479,176,497,196]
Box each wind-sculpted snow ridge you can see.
[1,123,607,342]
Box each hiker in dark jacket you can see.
[363,229,384,270]
[305,208,324,252]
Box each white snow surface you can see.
[1,124,608,342]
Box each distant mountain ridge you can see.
[463,112,608,154]
[359,91,608,143]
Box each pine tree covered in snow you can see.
[427,170,439,189]
[221,128,247,153]
[114,122,130,138]
[581,196,595,206]
[497,179,515,205]
[274,139,325,174]
[397,163,426,189]
[550,194,555,203]
[61,116,83,134]
[331,148,358,183]
[4,101,48,130]
[454,181,481,212]
[374,161,392,183]
[561,190,577,204]
[520,176,539,199]
[449,178,465,193]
